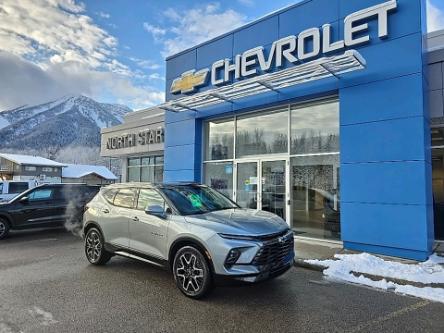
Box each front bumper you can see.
[214,256,294,285]
[213,230,295,285]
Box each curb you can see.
[350,271,444,289]
[293,259,325,272]
[294,259,444,289]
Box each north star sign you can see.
[170,0,397,95]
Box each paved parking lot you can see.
[0,228,443,333]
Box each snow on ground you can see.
[306,253,444,304]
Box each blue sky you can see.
[0,0,443,111]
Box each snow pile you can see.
[306,253,444,304]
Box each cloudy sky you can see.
[0,0,443,111]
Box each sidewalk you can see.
[293,237,350,271]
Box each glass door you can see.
[235,159,289,221]
[236,162,258,209]
[261,160,287,220]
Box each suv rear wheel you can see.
[85,228,111,265]
[0,218,10,240]
[173,246,212,299]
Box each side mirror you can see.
[19,196,29,204]
[145,204,166,218]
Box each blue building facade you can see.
[162,0,434,261]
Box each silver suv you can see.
[82,183,294,298]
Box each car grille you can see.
[252,231,294,271]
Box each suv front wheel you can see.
[173,246,212,299]
[85,228,112,265]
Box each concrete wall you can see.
[164,0,432,260]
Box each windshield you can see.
[161,185,238,215]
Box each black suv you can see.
[0,183,99,239]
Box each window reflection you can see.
[204,162,234,199]
[291,154,340,240]
[291,101,339,154]
[236,109,288,157]
[127,156,164,183]
[205,119,234,160]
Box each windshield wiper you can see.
[210,207,235,212]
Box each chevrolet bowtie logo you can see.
[170,69,209,94]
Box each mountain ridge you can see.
[0,95,132,152]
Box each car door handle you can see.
[102,208,109,214]
[132,216,139,222]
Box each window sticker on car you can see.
[188,193,203,208]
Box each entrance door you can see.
[236,162,258,210]
[261,160,286,220]
[235,159,288,221]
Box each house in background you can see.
[0,153,65,183]
[62,164,117,185]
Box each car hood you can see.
[184,209,288,236]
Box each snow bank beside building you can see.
[306,253,444,304]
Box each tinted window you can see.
[113,189,137,209]
[0,183,4,193]
[82,187,100,200]
[9,182,29,194]
[28,189,53,201]
[162,185,237,215]
[137,189,165,210]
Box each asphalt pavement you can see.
[0,228,443,333]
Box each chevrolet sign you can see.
[170,0,397,95]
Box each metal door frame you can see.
[234,156,290,226]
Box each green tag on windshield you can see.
[189,194,203,208]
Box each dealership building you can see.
[102,0,444,261]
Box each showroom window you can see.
[203,98,340,240]
[290,100,340,240]
[236,107,288,157]
[204,119,234,161]
[127,156,163,183]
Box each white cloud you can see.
[0,51,165,111]
[144,3,247,57]
[148,73,165,81]
[129,57,161,70]
[97,11,110,19]
[0,0,123,70]
[427,0,444,32]
[0,0,164,110]
[143,23,167,41]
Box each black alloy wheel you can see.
[0,218,10,240]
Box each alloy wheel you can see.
[175,252,205,294]
[86,230,102,263]
[0,221,5,238]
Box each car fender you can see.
[0,213,13,228]
[168,235,215,273]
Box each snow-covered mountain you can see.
[0,95,131,151]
